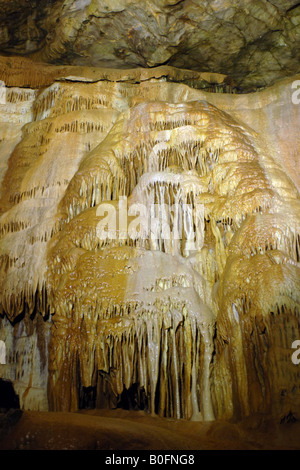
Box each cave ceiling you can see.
[0,0,300,90]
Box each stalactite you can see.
[0,64,299,423]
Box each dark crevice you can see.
[79,386,97,409]
[0,379,20,412]
[117,384,148,411]
[287,3,300,12]
[280,411,298,424]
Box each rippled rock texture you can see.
[0,0,300,90]
[0,57,299,425]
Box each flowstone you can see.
[0,58,299,423]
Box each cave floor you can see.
[0,409,300,450]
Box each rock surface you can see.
[0,0,300,90]
[1,409,300,450]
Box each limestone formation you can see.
[1,0,300,91]
[0,55,299,424]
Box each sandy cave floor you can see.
[0,408,300,450]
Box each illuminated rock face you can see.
[0,58,299,421]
